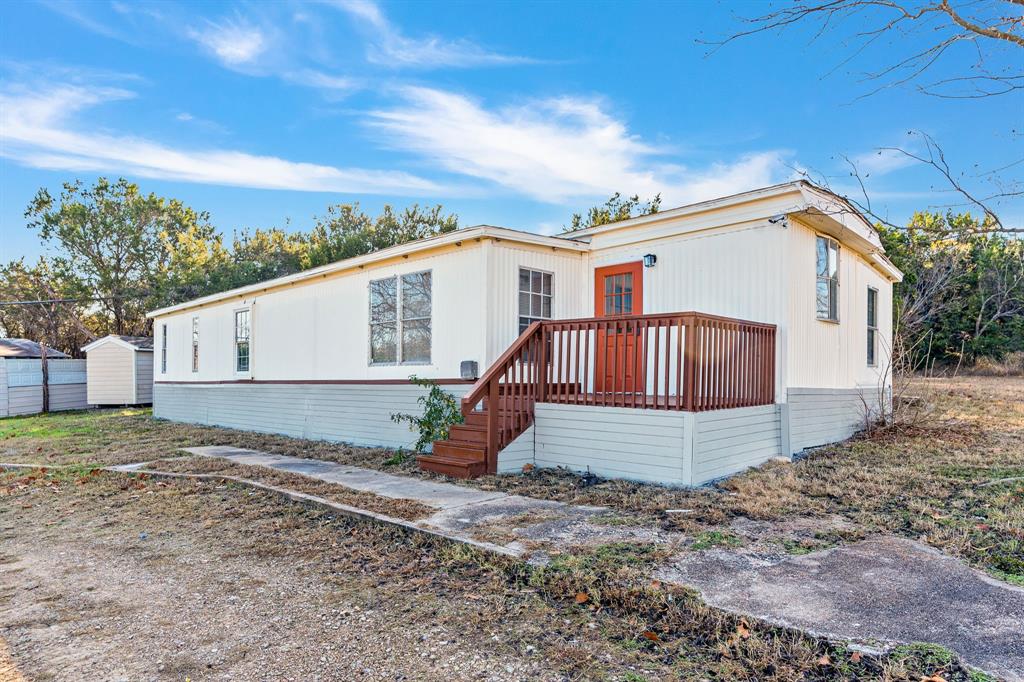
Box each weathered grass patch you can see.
[2,469,991,680]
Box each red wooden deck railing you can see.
[459,311,776,474]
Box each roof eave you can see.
[147,226,588,319]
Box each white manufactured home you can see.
[147,181,901,485]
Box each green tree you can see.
[24,178,215,335]
[305,203,458,268]
[227,227,310,288]
[879,212,1024,369]
[566,193,661,232]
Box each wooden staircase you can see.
[418,322,549,479]
[416,411,490,478]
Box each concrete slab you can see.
[183,446,506,510]
[657,535,1024,681]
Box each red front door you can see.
[594,262,644,394]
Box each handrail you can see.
[458,311,776,474]
[461,320,542,411]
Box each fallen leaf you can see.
[818,655,832,666]
[574,592,589,604]
[850,651,862,663]
[522,463,535,473]
[736,619,751,640]
[920,675,947,682]
[650,580,662,589]
[641,631,660,642]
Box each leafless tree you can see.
[708,0,1024,99]
[974,242,1024,340]
[711,1,1023,234]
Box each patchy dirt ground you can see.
[0,470,988,681]
[3,377,1019,584]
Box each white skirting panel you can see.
[691,404,783,484]
[533,403,691,485]
[497,425,535,474]
[525,402,786,486]
[153,382,471,450]
[787,386,882,453]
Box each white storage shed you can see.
[82,335,155,406]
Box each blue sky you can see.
[2,0,1020,261]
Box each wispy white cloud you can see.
[38,0,133,42]
[332,0,538,68]
[849,146,919,177]
[188,17,268,67]
[368,87,787,204]
[0,82,442,196]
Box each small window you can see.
[191,317,200,373]
[867,287,878,367]
[369,271,432,364]
[160,324,167,374]
[234,309,250,373]
[816,236,840,321]
[518,268,553,334]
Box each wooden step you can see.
[448,423,486,445]
[464,411,488,427]
[421,439,487,478]
[431,440,486,461]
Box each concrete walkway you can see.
[179,446,1022,680]
[183,446,674,556]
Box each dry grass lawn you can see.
[2,376,1020,585]
[0,468,992,681]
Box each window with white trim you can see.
[816,236,840,321]
[369,271,432,364]
[867,287,878,366]
[191,317,200,373]
[234,309,250,373]
[160,324,167,374]
[518,268,552,334]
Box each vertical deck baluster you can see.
[639,319,648,408]
[663,321,670,410]
[582,323,591,405]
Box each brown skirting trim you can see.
[154,378,475,386]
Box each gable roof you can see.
[0,339,71,359]
[81,335,154,353]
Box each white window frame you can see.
[160,324,167,374]
[867,286,878,367]
[816,235,840,322]
[517,267,553,335]
[368,270,432,366]
[191,317,200,373]
[233,307,252,376]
